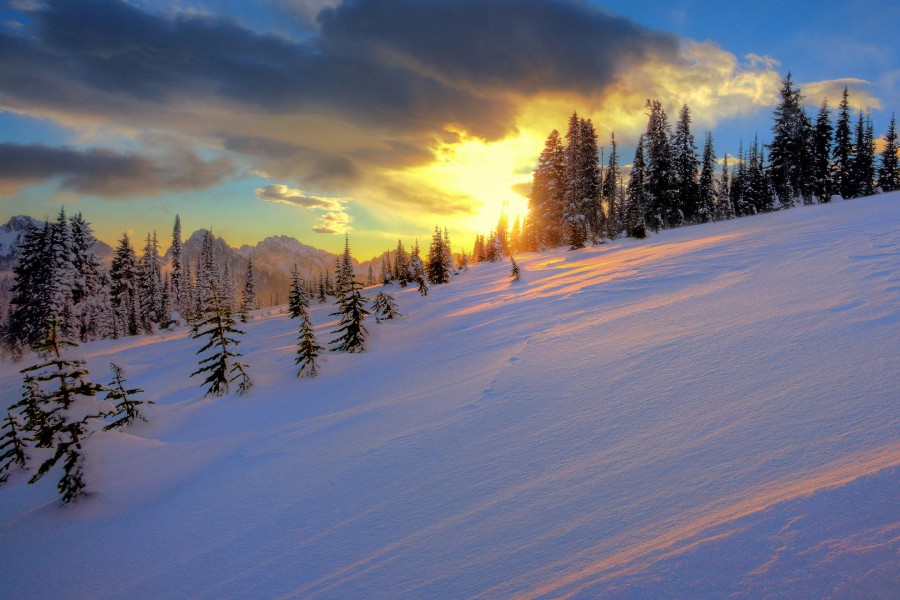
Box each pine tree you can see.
[644,100,677,230]
[288,264,308,319]
[372,291,401,323]
[239,257,258,322]
[442,228,454,276]
[529,129,566,248]
[673,104,700,223]
[563,113,602,247]
[329,271,370,353]
[195,230,219,314]
[170,215,187,319]
[102,364,150,431]
[191,286,252,397]
[833,87,854,198]
[381,254,392,285]
[138,232,163,333]
[394,240,411,287]
[850,109,876,197]
[769,73,807,207]
[0,412,29,485]
[878,113,899,192]
[625,135,648,238]
[366,263,376,286]
[602,133,621,238]
[509,257,521,283]
[16,319,107,503]
[426,226,450,284]
[68,213,111,342]
[697,133,717,223]
[456,249,470,272]
[295,306,322,378]
[110,233,140,336]
[813,100,834,202]
[4,221,53,356]
[716,153,734,220]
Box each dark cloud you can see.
[0,142,235,198]
[223,135,360,187]
[1,0,678,140]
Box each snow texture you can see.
[1,194,898,598]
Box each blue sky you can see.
[0,0,897,257]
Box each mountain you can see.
[1,193,897,597]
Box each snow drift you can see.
[1,194,898,598]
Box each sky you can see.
[0,0,897,258]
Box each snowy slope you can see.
[1,195,898,598]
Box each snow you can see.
[1,194,899,598]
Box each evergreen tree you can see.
[456,248,470,272]
[138,232,163,332]
[110,233,140,336]
[426,226,450,284]
[190,286,252,397]
[602,133,621,238]
[442,228,454,276]
[16,320,106,503]
[563,113,602,247]
[878,113,899,192]
[509,216,521,255]
[195,230,219,314]
[0,412,29,485]
[394,240,411,287]
[625,135,648,238]
[372,291,401,323]
[380,254,392,285]
[102,364,150,431]
[239,257,258,322]
[850,109,876,197]
[813,100,834,202]
[716,153,734,220]
[833,87,854,198]
[170,215,187,319]
[317,273,327,303]
[329,240,370,353]
[366,263,376,286]
[529,129,566,248]
[509,257,521,283]
[697,133,717,223]
[644,100,677,230]
[4,221,53,355]
[768,73,807,207]
[673,104,700,223]
[295,306,322,378]
[68,213,111,342]
[288,264,308,319]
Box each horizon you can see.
[1,0,898,257]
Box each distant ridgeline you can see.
[473,76,899,256]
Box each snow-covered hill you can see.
[1,195,898,598]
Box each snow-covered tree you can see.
[102,363,150,431]
[697,133,717,223]
[138,232,163,332]
[644,100,677,231]
[239,257,258,322]
[170,215,187,319]
[563,113,602,247]
[68,213,111,342]
[813,100,834,202]
[625,135,648,239]
[426,226,451,284]
[850,109,876,197]
[295,306,322,378]
[372,291,400,323]
[716,154,734,221]
[529,129,566,248]
[833,87,854,199]
[673,104,700,223]
[110,233,140,336]
[510,257,521,283]
[288,264,308,319]
[0,412,28,485]
[601,133,621,238]
[191,286,252,397]
[330,239,370,353]
[879,113,899,192]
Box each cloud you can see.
[0,141,235,198]
[313,211,351,234]
[254,183,344,210]
[255,183,351,234]
[801,78,882,110]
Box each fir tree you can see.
[850,109,876,197]
[68,213,110,342]
[697,133,717,223]
[0,412,29,485]
[191,286,252,397]
[394,240,410,287]
[426,225,450,284]
[529,129,566,248]
[329,239,370,353]
[381,254,392,285]
[878,113,899,192]
[563,113,602,247]
[110,233,140,336]
[102,363,150,431]
[644,100,677,230]
[716,153,734,220]
[239,257,258,323]
[625,135,648,238]
[4,221,53,355]
[372,291,401,323]
[366,263,376,286]
[170,215,187,319]
[602,133,621,238]
[833,87,854,198]
[442,228,454,276]
[295,306,323,378]
[768,73,806,207]
[17,319,106,503]
[138,232,163,333]
[288,264,308,319]
[673,104,700,223]
[813,100,834,202]
[509,257,521,283]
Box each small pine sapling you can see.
[103,364,151,430]
[0,412,29,485]
[510,257,521,283]
[295,307,323,378]
[372,291,401,323]
[417,275,429,296]
[191,287,252,396]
